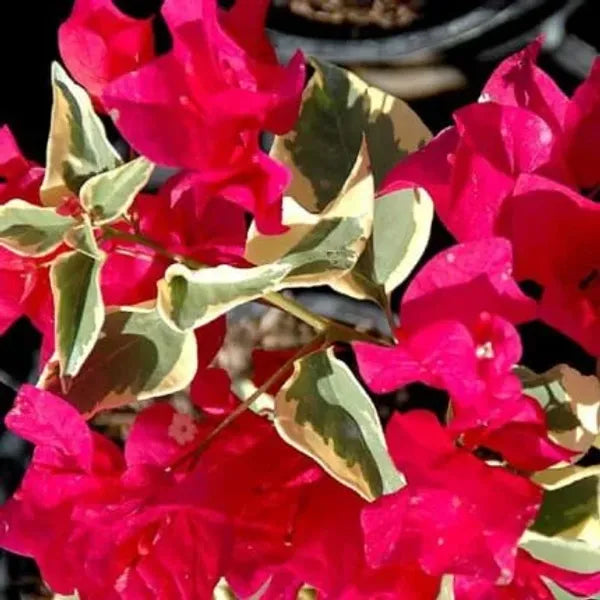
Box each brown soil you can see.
[274,0,423,28]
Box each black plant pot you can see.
[268,0,575,64]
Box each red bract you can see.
[355,241,527,424]
[354,239,572,469]
[0,386,124,595]
[102,0,305,233]
[0,126,44,205]
[58,0,155,107]
[499,174,600,356]
[382,41,600,242]
[566,59,600,189]
[0,127,53,351]
[454,548,600,599]
[0,252,54,358]
[224,419,440,600]
[0,383,234,599]
[400,237,536,328]
[101,173,247,306]
[361,411,541,582]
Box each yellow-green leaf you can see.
[38,305,197,417]
[271,58,431,213]
[331,186,434,303]
[63,214,102,259]
[50,250,106,381]
[0,199,75,256]
[435,576,455,600]
[158,261,291,331]
[274,348,405,501]
[80,156,154,225]
[247,137,374,278]
[521,531,600,598]
[159,212,368,332]
[520,530,600,575]
[517,365,600,455]
[41,62,121,206]
[532,466,600,547]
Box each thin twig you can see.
[102,226,201,268]
[168,332,328,471]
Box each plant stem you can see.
[168,332,328,471]
[263,291,329,332]
[382,299,397,340]
[102,226,202,268]
[104,226,392,346]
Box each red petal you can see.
[59,0,155,106]
[402,238,536,329]
[482,38,569,133]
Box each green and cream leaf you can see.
[331,186,434,303]
[532,466,600,546]
[520,530,600,573]
[517,365,600,455]
[274,348,405,501]
[63,215,102,259]
[50,250,106,382]
[38,305,197,417]
[0,199,75,256]
[41,62,121,206]
[80,156,154,225]
[270,58,431,213]
[159,212,368,332]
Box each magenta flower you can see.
[361,411,542,581]
[59,0,155,107]
[102,0,305,233]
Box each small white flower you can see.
[476,341,495,360]
[168,412,198,446]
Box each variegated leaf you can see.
[246,137,374,276]
[517,365,600,455]
[520,530,600,576]
[274,348,405,501]
[0,199,75,256]
[50,248,105,382]
[63,215,102,258]
[435,576,455,600]
[41,62,121,206]
[271,58,431,213]
[158,213,367,332]
[532,466,600,547]
[521,531,600,598]
[80,156,154,224]
[38,305,197,417]
[331,186,433,304]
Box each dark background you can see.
[0,1,598,597]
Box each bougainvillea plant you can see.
[1,1,600,598]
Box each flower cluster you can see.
[1,1,600,598]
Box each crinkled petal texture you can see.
[0,127,53,349]
[103,0,305,233]
[100,173,248,306]
[380,40,600,246]
[454,549,600,599]
[0,386,124,594]
[566,58,600,189]
[59,0,155,106]
[500,175,600,355]
[362,412,541,583]
[354,238,564,466]
[0,381,238,599]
